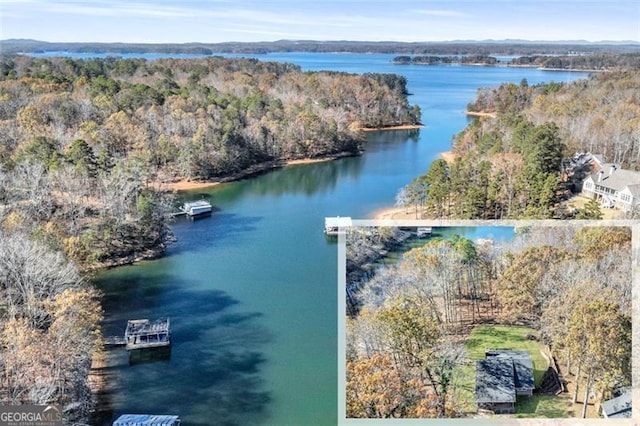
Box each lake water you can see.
[84,53,588,425]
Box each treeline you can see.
[400,69,640,219]
[467,70,640,167]
[2,39,639,55]
[393,55,498,65]
[509,53,640,70]
[0,55,418,266]
[346,226,631,418]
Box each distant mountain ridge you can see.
[1,39,638,55]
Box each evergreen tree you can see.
[576,197,603,219]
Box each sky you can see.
[1,0,639,44]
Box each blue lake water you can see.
[80,52,589,425]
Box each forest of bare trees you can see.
[346,226,631,418]
[0,232,101,423]
[0,55,419,267]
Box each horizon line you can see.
[2,38,640,45]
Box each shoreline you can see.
[465,110,497,118]
[440,150,458,164]
[154,151,359,192]
[360,124,424,132]
[373,149,457,219]
[506,64,601,73]
[372,205,425,220]
[153,124,424,192]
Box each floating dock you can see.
[181,200,212,217]
[125,318,171,350]
[113,414,181,426]
[324,216,352,235]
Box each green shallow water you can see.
[89,54,588,425]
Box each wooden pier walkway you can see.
[104,336,127,346]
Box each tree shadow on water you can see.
[168,213,263,256]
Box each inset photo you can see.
[343,224,632,420]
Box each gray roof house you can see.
[582,159,640,212]
[476,350,535,414]
[601,389,631,419]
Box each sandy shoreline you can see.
[440,150,458,163]
[373,205,426,220]
[372,150,455,219]
[154,151,358,192]
[361,124,424,132]
[152,125,425,192]
[465,110,497,118]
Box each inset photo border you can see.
[337,219,638,425]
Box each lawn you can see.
[456,324,570,418]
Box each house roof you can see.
[476,358,516,404]
[601,390,631,419]
[624,184,640,198]
[591,154,605,167]
[485,350,534,391]
[587,164,640,192]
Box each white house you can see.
[582,160,640,212]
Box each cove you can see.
[90,53,588,425]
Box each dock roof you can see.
[183,200,212,208]
[325,217,352,228]
[113,414,180,426]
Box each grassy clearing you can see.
[456,324,570,418]
[514,394,572,418]
[465,325,547,384]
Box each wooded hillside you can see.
[0,56,419,267]
[399,69,640,219]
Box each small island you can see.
[393,54,499,66]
